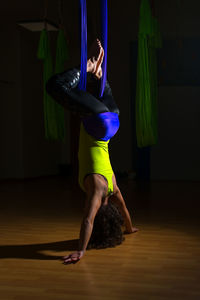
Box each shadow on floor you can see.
[0,239,80,261]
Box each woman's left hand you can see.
[124,227,139,234]
[62,250,85,264]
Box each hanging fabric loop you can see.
[100,0,108,97]
[78,0,87,91]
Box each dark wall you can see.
[151,0,200,180]
[0,0,200,180]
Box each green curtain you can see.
[54,28,69,140]
[135,0,162,148]
[37,28,68,141]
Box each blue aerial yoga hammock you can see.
[78,0,119,141]
[78,0,87,91]
[78,0,108,97]
[100,0,108,97]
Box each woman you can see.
[46,39,138,264]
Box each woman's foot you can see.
[87,38,104,79]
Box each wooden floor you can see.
[0,176,200,300]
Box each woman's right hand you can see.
[62,250,85,264]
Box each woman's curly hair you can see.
[87,202,125,249]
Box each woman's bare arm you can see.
[62,175,105,264]
[109,189,134,232]
[109,174,138,233]
[62,193,101,264]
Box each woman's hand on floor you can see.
[62,250,85,264]
[124,227,139,234]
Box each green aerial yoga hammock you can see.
[135,0,162,148]
[37,28,68,141]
